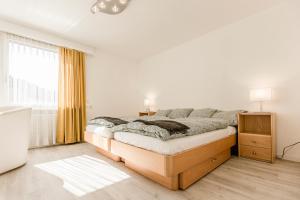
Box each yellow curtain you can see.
[56,47,86,144]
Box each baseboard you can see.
[277,154,300,163]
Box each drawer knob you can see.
[211,158,217,162]
[251,140,257,144]
[252,151,257,155]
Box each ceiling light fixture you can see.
[119,0,128,4]
[112,4,119,13]
[99,1,106,9]
[91,0,130,15]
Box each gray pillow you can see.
[189,108,217,118]
[155,109,172,117]
[168,108,193,119]
[212,110,246,126]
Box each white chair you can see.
[0,107,31,174]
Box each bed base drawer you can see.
[179,149,231,189]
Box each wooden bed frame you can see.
[85,131,236,190]
[84,132,121,161]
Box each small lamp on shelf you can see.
[144,99,150,113]
[249,88,272,112]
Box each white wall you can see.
[0,33,4,105]
[137,1,300,162]
[86,51,139,119]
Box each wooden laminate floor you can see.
[0,143,299,200]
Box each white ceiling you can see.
[0,0,281,60]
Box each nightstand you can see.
[139,111,156,117]
[238,112,276,163]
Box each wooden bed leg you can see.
[125,161,179,190]
[96,147,121,162]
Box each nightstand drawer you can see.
[239,133,271,148]
[240,145,271,161]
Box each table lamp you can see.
[144,99,150,113]
[249,88,272,112]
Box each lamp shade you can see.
[144,99,150,107]
[249,88,272,102]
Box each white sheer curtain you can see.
[7,34,59,148]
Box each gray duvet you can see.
[111,116,229,141]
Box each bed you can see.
[84,109,241,190]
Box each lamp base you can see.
[145,107,150,113]
[259,101,263,112]
[258,101,269,112]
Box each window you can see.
[8,40,59,108]
[4,35,60,148]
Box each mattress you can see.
[85,125,114,139]
[114,126,236,155]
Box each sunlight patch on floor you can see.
[35,155,130,197]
